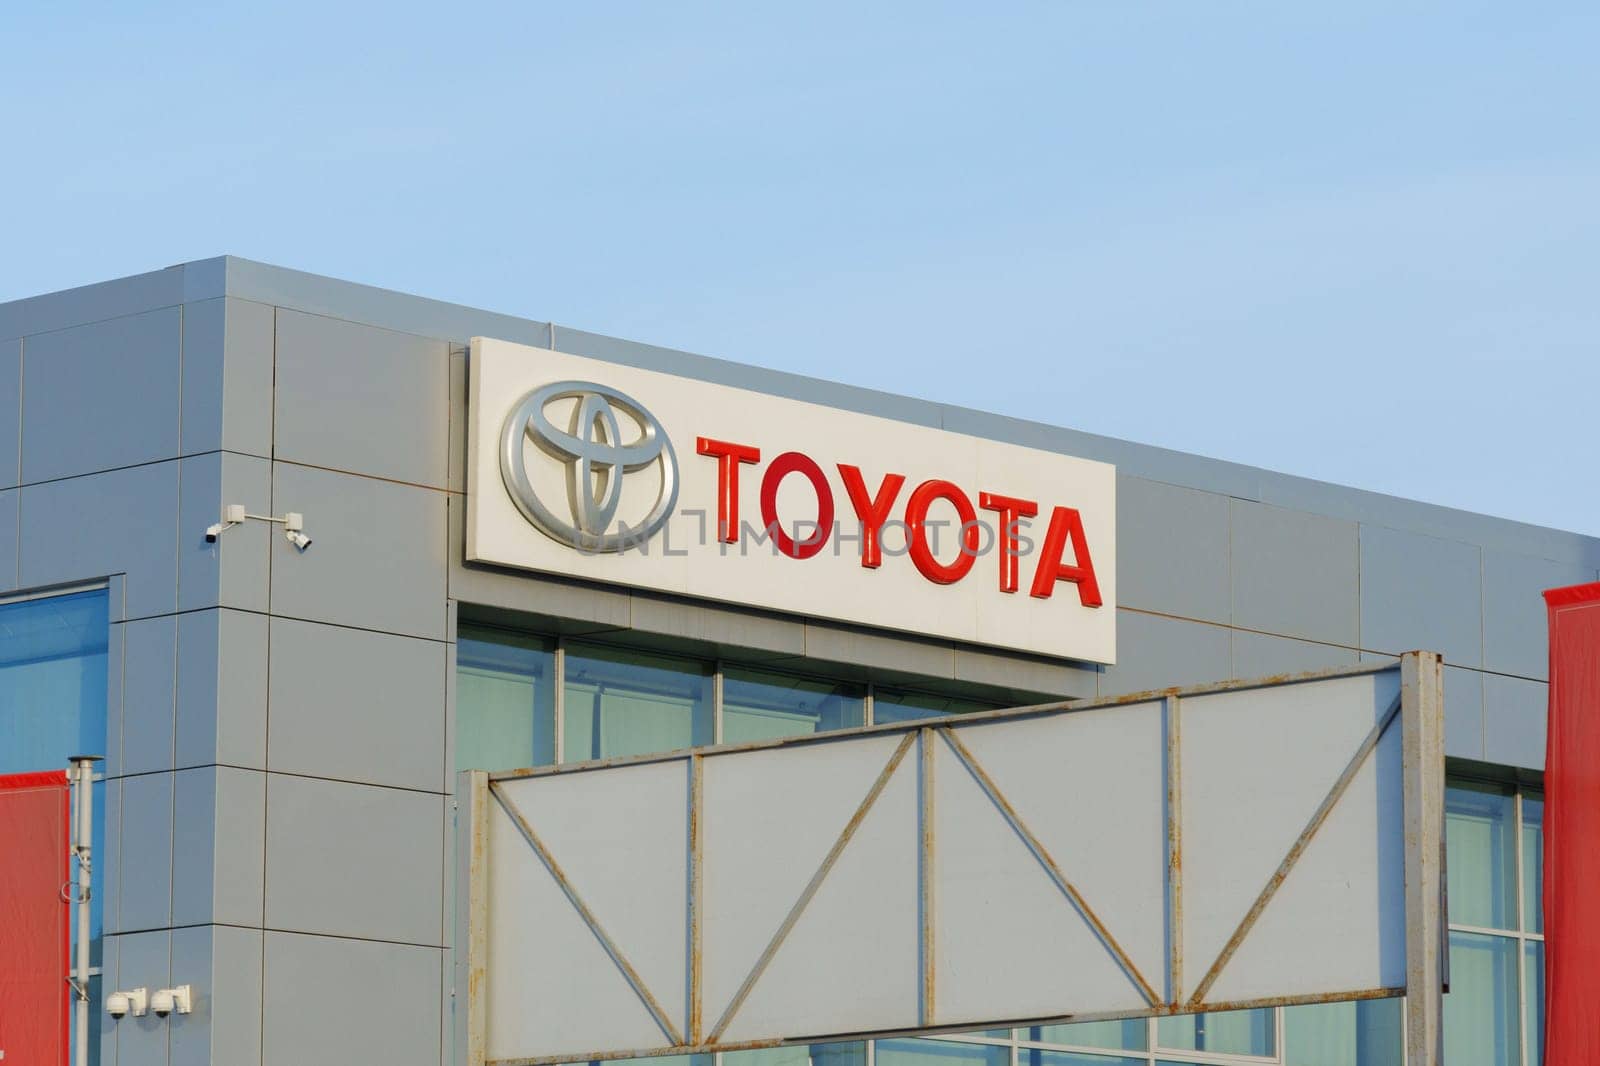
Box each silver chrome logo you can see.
[499,381,680,552]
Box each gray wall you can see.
[2,257,1595,1066]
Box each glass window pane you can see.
[456,626,556,772]
[1156,1008,1273,1056]
[876,1040,1010,1066]
[1025,1019,1146,1051]
[873,688,1000,725]
[1522,794,1543,934]
[0,588,110,774]
[722,667,864,742]
[1524,940,1544,1066]
[1024,1050,1145,1066]
[564,643,712,761]
[725,1042,864,1066]
[1284,997,1402,1065]
[1446,782,1517,930]
[1443,930,1520,1066]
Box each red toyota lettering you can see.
[905,479,979,585]
[696,437,760,543]
[837,465,906,569]
[1028,506,1103,606]
[978,491,1038,593]
[760,451,835,560]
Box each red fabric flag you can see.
[1544,581,1600,1066]
[0,770,71,1066]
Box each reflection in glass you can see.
[1522,795,1543,934]
[1524,940,1544,1066]
[1023,1049,1144,1066]
[1445,782,1517,930]
[1025,1019,1146,1051]
[722,667,864,742]
[876,1040,1010,1066]
[1444,930,1520,1066]
[1157,1008,1273,1056]
[872,688,1000,725]
[724,1041,865,1066]
[1283,997,1402,1065]
[456,626,556,771]
[564,643,713,761]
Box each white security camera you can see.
[150,984,193,1017]
[106,987,148,1019]
[283,512,312,551]
[204,524,224,543]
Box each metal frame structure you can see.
[459,653,1445,1066]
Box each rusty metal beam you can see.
[937,727,1161,1008]
[1401,651,1445,1066]
[1164,694,1183,1006]
[464,771,490,1066]
[1186,689,1405,1006]
[488,782,686,1047]
[687,753,705,1046]
[705,732,918,1044]
[919,727,937,1027]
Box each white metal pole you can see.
[70,755,100,1066]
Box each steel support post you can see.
[1400,651,1446,1066]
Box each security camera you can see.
[204,524,224,542]
[150,985,192,1018]
[283,512,312,551]
[106,987,148,1019]
[285,530,313,551]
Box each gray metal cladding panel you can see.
[1481,549,1596,680]
[265,774,443,945]
[1443,665,1485,762]
[1358,524,1483,668]
[168,925,264,1066]
[172,767,266,928]
[802,620,957,681]
[0,262,203,341]
[179,297,275,458]
[18,460,181,619]
[267,617,446,792]
[118,615,179,777]
[262,932,442,1066]
[629,592,808,660]
[1230,499,1359,646]
[97,933,119,1066]
[950,644,1098,700]
[178,451,272,614]
[0,488,17,592]
[1229,629,1358,680]
[1116,476,1231,624]
[20,307,182,484]
[118,772,175,932]
[270,462,447,640]
[1097,609,1230,697]
[113,929,173,1066]
[273,308,450,487]
[175,608,268,770]
[0,338,17,488]
[1483,674,1547,770]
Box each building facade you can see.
[0,258,1589,1066]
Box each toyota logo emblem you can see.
[500,380,680,552]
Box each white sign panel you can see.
[467,336,1117,663]
[460,658,1447,1066]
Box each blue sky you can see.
[5,3,1596,535]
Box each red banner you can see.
[1544,582,1600,1066]
[0,770,71,1066]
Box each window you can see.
[454,626,1020,773]
[0,586,110,1066]
[722,667,864,742]
[1444,779,1544,1066]
[456,626,555,773]
[564,643,714,760]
